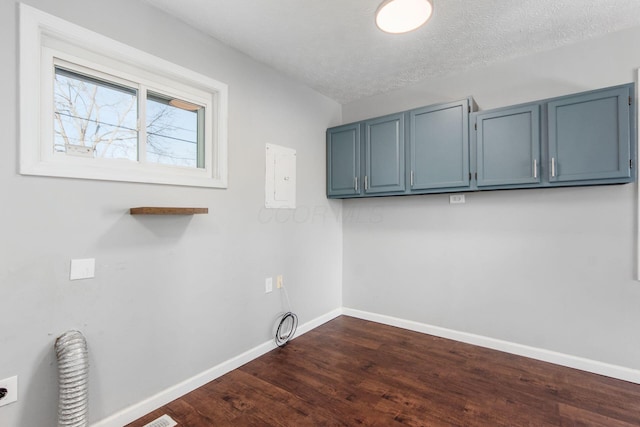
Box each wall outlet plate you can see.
[276,275,283,289]
[0,376,18,407]
[449,194,466,204]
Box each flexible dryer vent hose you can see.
[55,330,89,427]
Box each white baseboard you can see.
[297,307,343,336]
[93,306,640,426]
[91,308,342,427]
[342,307,640,385]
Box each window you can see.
[145,91,205,169]
[54,66,139,161]
[20,4,228,188]
[53,64,206,168]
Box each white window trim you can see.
[19,3,228,188]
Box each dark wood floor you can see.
[127,316,640,426]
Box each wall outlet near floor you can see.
[276,275,283,289]
[0,376,18,407]
[265,277,273,293]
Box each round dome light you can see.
[375,0,433,34]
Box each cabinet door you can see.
[548,87,631,183]
[475,105,541,188]
[327,124,361,197]
[364,114,405,194]
[410,101,469,191]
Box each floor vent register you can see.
[143,414,178,427]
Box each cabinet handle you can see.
[533,159,537,179]
[551,157,556,177]
[410,170,414,187]
[354,176,358,191]
[364,175,369,190]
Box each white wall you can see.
[0,1,343,425]
[342,27,640,370]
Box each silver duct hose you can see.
[55,330,89,427]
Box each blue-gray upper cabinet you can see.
[327,123,361,197]
[548,86,632,184]
[364,113,405,194]
[409,99,470,191]
[474,104,541,188]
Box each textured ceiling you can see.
[144,0,640,104]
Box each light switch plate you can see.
[265,277,273,293]
[70,258,95,280]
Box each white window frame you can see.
[19,3,228,188]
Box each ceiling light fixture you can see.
[375,0,433,34]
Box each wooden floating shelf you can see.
[129,207,208,215]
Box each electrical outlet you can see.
[449,194,465,204]
[0,376,18,407]
[265,277,273,293]
[276,275,283,289]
